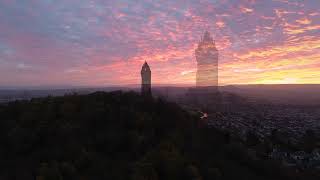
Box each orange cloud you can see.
[284,24,320,35]
[216,21,225,28]
[296,18,312,25]
[234,38,320,60]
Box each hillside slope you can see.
[0,91,317,180]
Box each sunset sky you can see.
[0,0,319,87]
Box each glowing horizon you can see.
[0,0,319,87]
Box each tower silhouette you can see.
[195,31,218,88]
[141,61,152,96]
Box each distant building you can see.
[195,31,218,88]
[141,61,152,96]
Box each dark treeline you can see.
[0,91,318,180]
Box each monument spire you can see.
[141,61,152,96]
[195,31,218,88]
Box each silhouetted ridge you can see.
[0,91,318,180]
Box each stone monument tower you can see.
[141,61,151,96]
[195,31,218,88]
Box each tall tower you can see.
[195,31,218,88]
[141,61,152,96]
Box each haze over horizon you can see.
[1,0,320,87]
